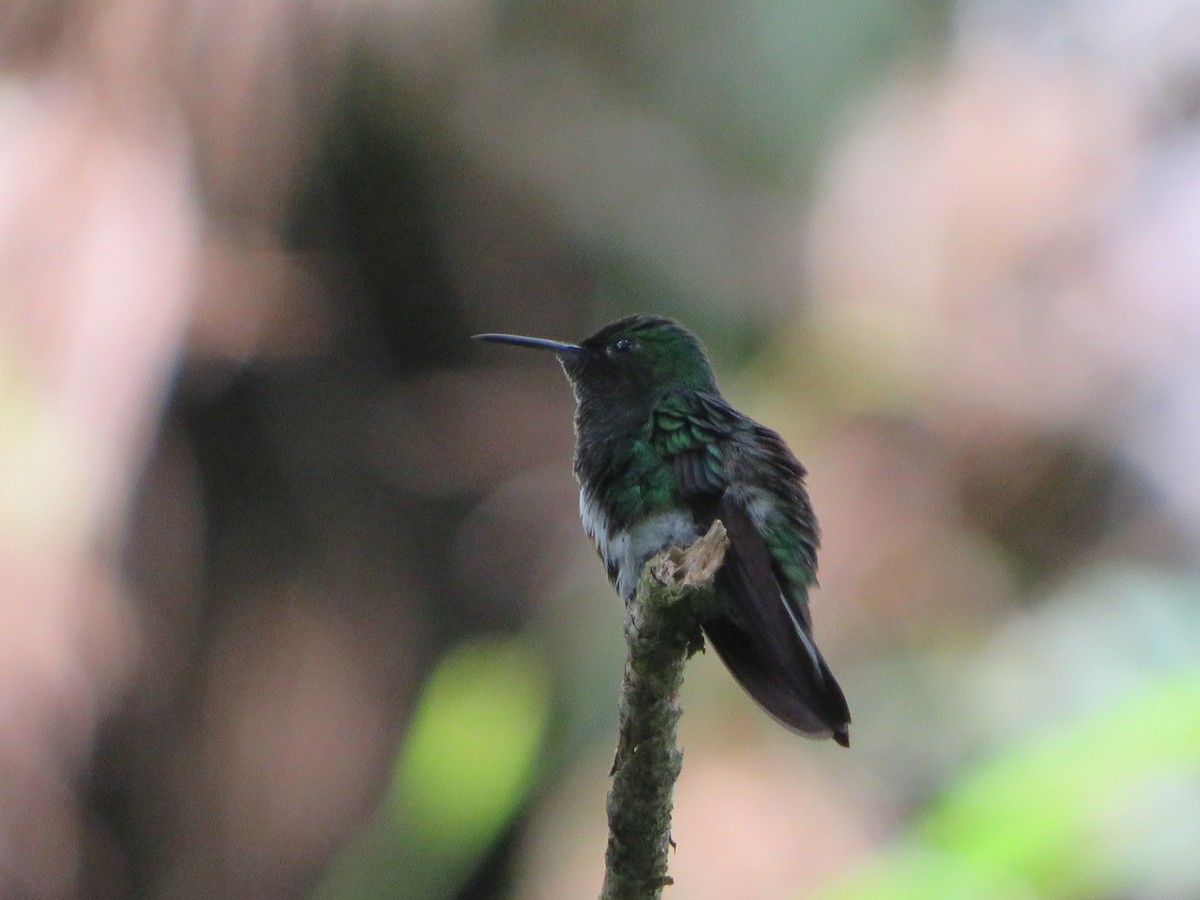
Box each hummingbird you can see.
[474,315,850,746]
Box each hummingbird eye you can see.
[609,338,638,357]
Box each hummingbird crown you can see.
[565,315,717,398]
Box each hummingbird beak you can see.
[472,333,581,356]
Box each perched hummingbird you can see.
[474,315,850,746]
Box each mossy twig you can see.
[600,521,729,900]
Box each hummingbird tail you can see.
[702,613,851,744]
[707,493,851,744]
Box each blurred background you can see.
[2,0,1199,897]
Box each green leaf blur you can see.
[820,668,1200,899]
[396,637,550,848]
[316,637,551,900]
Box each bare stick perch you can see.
[600,521,729,900]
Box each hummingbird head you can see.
[474,315,716,403]
[475,316,718,450]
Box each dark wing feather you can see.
[651,391,850,745]
[712,493,850,743]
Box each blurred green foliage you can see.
[316,637,551,900]
[823,666,1200,899]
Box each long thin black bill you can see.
[472,333,581,355]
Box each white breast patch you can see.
[581,488,699,601]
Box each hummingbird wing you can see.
[653,391,730,496]
[652,391,851,744]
